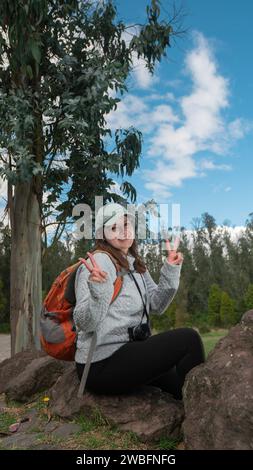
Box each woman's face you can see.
[104,214,134,254]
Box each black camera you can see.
[128,322,152,342]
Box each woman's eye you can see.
[111,222,128,231]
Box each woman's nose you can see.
[118,229,127,238]
[118,226,131,238]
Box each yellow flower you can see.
[42,397,50,402]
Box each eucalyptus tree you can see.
[0,222,10,324]
[0,0,178,353]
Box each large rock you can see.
[0,350,70,402]
[0,350,45,394]
[49,365,184,443]
[0,350,184,443]
[182,310,253,450]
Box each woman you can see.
[73,203,205,400]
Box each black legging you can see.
[76,327,205,400]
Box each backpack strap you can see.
[67,250,122,305]
[90,249,121,274]
[77,250,124,398]
[64,262,83,304]
[77,330,97,398]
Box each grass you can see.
[0,410,18,434]
[152,326,229,359]
[0,393,150,450]
[0,327,228,450]
[0,393,184,451]
[201,329,228,357]
[0,393,186,451]
[152,435,183,450]
[70,414,147,450]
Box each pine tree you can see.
[208,284,222,327]
[244,284,253,310]
[150,302,177,333]
[174,278,190,328]
[220,291,236,327]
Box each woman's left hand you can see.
[165,236,184,265]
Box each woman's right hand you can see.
[165,237,184,265]
[79,252,108,283]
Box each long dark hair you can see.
[89,231,147,274]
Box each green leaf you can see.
[26,65,33,79]
[30,42,41,64]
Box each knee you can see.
[180,327,203,346]
[189,327,202,340]
[184,327,205,361]
[178,326,199,336]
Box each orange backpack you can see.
[40,250,123,362]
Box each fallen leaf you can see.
[9,422,21,433]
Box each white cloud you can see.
[185,225,246,251]
[131,51,160,89]
[109,181,125,197]
[228,118,253,139]
[212,183,232,193]
[140,226,247,255]
[165,79,183,89]
[148,105,179,125]
[144,157,197,188]
[144,181,172,199]
[105,31,252,201]
[145,92,176,102]
[199,159,232,171]
[122,26,160,90]
[105,95,179,135]
[143,31,233,194]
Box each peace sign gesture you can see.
[79,252,108,283]
[165,236,184,265]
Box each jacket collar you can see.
[116,253,135,276]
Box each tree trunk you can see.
[10,180,42,355]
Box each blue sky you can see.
[106,0,253,229]
[0,1,252,234]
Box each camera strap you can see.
[128,271,149,323]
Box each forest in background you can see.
[1,210,253,334]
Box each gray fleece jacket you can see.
[73,251,182,364]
